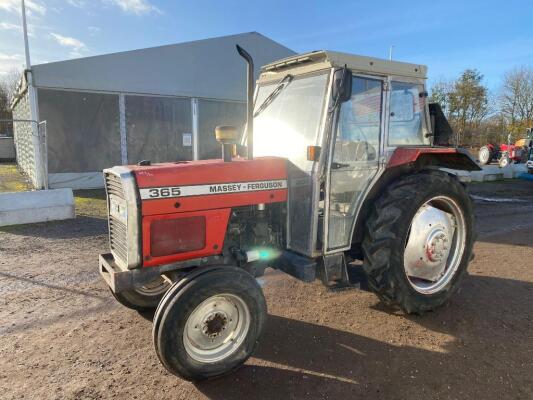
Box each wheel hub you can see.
[404,203,456,283]
[202,312,228,338]
[426,230,449,262]
[183,294,251,363]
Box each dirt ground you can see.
[0,179,532,400]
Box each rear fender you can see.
[349,147,478,251]
[387,147,481,171]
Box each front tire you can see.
[111,276,170,311]
[362,170,474,314]
[153,267,267,381]
[499,155,509,168]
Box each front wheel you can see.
[499,155,509,168]
[362,170,474,314]
[153,267,267,381]
[111,276,170,311]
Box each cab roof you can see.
[260,50,427,80]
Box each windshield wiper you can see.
[253,74,293,118]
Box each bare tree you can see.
[1,69,22,114]
[499,66,533,134]
[0,68,22,137]
[0,69,22,106]
[430,79,454,119]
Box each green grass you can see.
[0,163,32,193]
[73,189,107,219]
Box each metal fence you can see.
[0,119,13,137]
[0,118,48,189]
[0,120,16,162]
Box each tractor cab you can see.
[249,51,462,257]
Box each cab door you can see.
[325,75,384,251]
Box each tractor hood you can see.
[128,157,288,216]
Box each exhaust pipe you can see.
[236,45,254,160]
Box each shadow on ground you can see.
[0,215,108,239]
[196,274,533,399]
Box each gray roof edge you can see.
[32,31,294,70]
[262,50,428,79]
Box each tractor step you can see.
[275,250,317,282]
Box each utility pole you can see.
[21,0,45,189]
[389,45,394,61]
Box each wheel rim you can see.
[500,157,509,168]
[183,293,251,363]
[135,276,169,297]
[403,196,467,295]
[479,147,490,164]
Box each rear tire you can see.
[112,276,170,311]
[478,145,492,165]
[362,170,474,314]
[153,267,267,381]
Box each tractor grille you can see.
[105,172,128,265]
[105,172,124,198]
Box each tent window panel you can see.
[198,100,246,160]
[126,96,192,164]
[37,89,121,173]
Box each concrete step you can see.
[0,188,75,226]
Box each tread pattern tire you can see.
[153,267,267,381]
[362,170,474,314]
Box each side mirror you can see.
[332,66,352,103]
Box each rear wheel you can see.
[153,267,267,381]
[111,276,170,311]
[479,145,492,165]
[362,170,474,314]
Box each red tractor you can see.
[479,129,533,167]
[99,47,480,381]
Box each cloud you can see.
[88,26,100,36]
[50,33,86,50]
[0,22,21,31]
[0,0,46,16]
[0,21,37,37]
[107,0,161,15]
[0,52,23,61]
[0,52,24,76]
[50,33,89,59]
[66,0,85,7]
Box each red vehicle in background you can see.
[479,129,533,167]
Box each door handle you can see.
[331,162,350,169]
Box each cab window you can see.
[388,82,429,146]
[333,76,382,164]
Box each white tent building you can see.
[11,32,294,189]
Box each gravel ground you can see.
[0,179,532,400]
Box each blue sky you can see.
[1,0,532,91]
